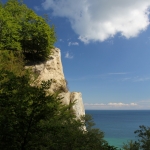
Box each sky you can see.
[5,0,150,110]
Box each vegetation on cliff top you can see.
[0,0,56,61]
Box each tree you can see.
[0,50,25,76]
[0,69,82,150]
[134,125,150,150]
[122,125,150,150]
[122,140,140,150]
[0,0,56,60]
[0,3,21,50]
[0,69,118,150]
[0,70,61,149]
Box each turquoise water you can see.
[85,110,150,148]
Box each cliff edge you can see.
[26,48,85,118]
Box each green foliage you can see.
[123,125,150,150]
[0,69,117,150]
[122,140,140,150]
[134,125,150,150]
[0,69,74,149]
[0,50,26,76]
[0,3,21,50]
[0,0,56,60]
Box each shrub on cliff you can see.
[0,0,56,60]
[0,50,26,76]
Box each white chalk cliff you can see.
[26,48,85,118]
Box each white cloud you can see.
[42,0,150,43]
[59,39,64,42]
[108,72,128,75]
[137,100,150,106]
[68,42,79,46]
[34,6,40,11]
[84,100,150,110]
[84,103,105,106]
[133,77,150,82]
[121,76,150,82]
[84,102,137,106]
[106,40,114,45]
[65,52,73,59]
[138,100,150,103]
[121,78,132,81]
[108,102,137,106]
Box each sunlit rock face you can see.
[26,48,85,118]
[26,48,67,93]
[60,92,85,118]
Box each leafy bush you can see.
[0,0,56,61]
[123,125,150,150]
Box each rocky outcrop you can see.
[60,92,85,118]
[26,48,67,93]
[26,48,85,118]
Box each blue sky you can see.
[8,0,150,109]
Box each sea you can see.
[85,110,150,149]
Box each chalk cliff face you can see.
[60,92,85,118]
[26,48,85,118]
